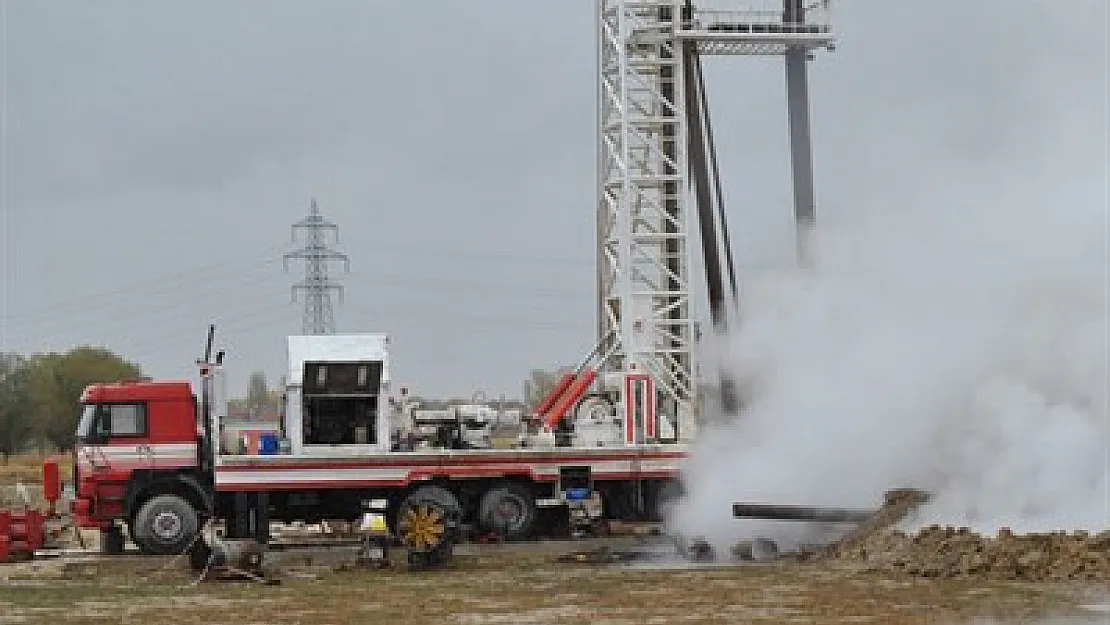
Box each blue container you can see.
[565,487,591,501]
[259,433,281,455]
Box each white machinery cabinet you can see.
[284,334,392,456]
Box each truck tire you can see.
[132,494,199,556]
[397,486,461,555]
[478,483,537,540]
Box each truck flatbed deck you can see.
[214,446,686,491]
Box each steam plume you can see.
[671,177,1108,550]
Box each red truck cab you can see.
[71,380,208,554]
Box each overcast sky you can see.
[1,1,1106,399]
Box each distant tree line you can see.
[0,347,143,460]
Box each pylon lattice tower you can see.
[594,0,835,437]
[284,198,350,335]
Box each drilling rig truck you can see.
[70,328,689,556]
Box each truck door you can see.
[88,402,154,473]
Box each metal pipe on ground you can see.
[732,503,875,523]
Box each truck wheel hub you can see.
[152,511,183,540]
[399,505,444,550]
[496,500,523,524]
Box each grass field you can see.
[0,453,72,486]
[0,549,1103,625]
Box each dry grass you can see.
[0,550,1101,625]
[0,453,72,508]
[0,453,73,486]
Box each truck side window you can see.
[110,404,147,436]
[94,403,148,438]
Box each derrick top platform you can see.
[616,2,837,56]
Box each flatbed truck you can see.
[70,329,688,555]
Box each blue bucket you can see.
[259,433,281,455]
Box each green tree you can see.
[0,353,33,461]
[23,347,143,451]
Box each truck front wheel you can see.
[132,494,199,555]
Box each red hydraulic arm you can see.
[543,369,598,431]
[533,331,614,431]
[533,372,577,421]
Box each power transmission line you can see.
[0,243,289,322]
[0,239,592,326]
[283,198,349,335]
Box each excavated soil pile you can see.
[814,489,1110,581]
[835,526,1110,582]
[823,488,932,557]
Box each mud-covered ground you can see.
[3,471,1108,623]
[1,546,1108,625]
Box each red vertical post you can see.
[0,512,10,563]
[644,377,657,440]
[42,457,61,517]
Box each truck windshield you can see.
[75,404,97,440]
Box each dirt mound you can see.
[822,488,931,557]
[835,526,1110,582]
[787,488,1110,581]
[807,488,1110,581]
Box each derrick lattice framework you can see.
[284,198,350,335]
[595,0,835,429]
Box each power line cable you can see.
[103,300,587,370]
[342,305,588,331]
[0,243,290,321]
[2,247,592,325]
[366,243,592,267]
[2,278,291,335]
[119,306,299,365]
[7,288,293,352]
[1,266,591,331]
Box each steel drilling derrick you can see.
[595,0,835,437]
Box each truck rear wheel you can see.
[478,483,537,540]
[132,494,199,556]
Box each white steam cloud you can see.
[671,169,1108,549]
[669,0,1108,554]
